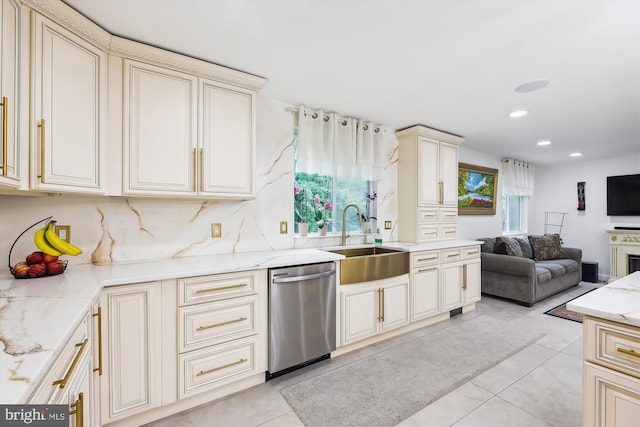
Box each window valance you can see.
[502,158,535,196]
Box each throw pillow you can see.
[495,236,523,257]
[516,237,534,259]
[528,234,564,261]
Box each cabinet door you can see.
[439,141,459,206]
[32,14,106,193]
[342,287,379,344]
[381,280,409,332]
[101,282,161,422]
[463,258,481,304]
[411,266,440,321]
[584,362,640,427]
[0,0,20,187]
[418,137,439,206]
[441,262,463,311]
[199,79,254,198]
[123,60,197,195]
[90,301,102,427]
[66,351,93,427]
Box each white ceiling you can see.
[63,0,640,165]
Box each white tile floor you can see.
[146,283,598,427]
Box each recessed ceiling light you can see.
[515,80,550,93]
[537,140,552,146]
[569,152,583,157]
[508,110,528,118]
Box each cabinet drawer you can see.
[28,315,89,403]
[179,271,258,306]
[441,248,462,263]
[179,336,258,399]
[462,245,481,260]
[586,317,640,379]
[439,208,458,223]
[418,226,439,241]
[411,250,440,268]
[439,226,457,240]
[178,296,258,353]
[418,208,438,223]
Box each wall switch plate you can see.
[384,220,392,230]
[280,221,288,234]
[211,223,222,238]
[55,225,71,242]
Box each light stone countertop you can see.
[567,270,640,327]
[0,240,483,404]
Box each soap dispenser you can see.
[374,228,382,244]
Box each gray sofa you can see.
[479,235,582,306]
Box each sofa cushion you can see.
[540,258,579,274]
[495,236,523,257]
[516,237,534,259]
[479,238,496,253]
[535,267,552,283]
[528,234,564,261]
[536,262,567,278]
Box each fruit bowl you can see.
[7,216,77,280]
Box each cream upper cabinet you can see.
[199,79,255,198]
[31,12,107,193]
[123,59,198,196]
[0,0,21,188]
[122,60,258,198]
[397,125,462,243]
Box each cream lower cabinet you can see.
[28,310,96,427]
[582,316,640,426]
[100,282,162,424]
[341,275,409,345]
[410,249,440,321]
[31,11,107,194]
[441,246,481,311]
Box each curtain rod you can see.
[287,107,383,132]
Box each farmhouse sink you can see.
[323,246,410,284]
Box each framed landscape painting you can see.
[458,162,498,215]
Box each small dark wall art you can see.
[577,181,585,210]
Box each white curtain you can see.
[296,105,389,180]
[502,158,535,196]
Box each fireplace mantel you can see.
[607,229,640,281]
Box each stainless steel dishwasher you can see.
[267,262,336,379]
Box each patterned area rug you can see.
[544,289,597,323]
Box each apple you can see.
[26,251,44,265]
[43,253,58,264]
[28,263,47,278]
[12,262,30,278]
[46,260,65,276]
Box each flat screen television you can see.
[607,174,640,216]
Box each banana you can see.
[44,221,83,256]
[34,225,63,256]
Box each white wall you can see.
[529,152,640,279]
[457,147,504,240]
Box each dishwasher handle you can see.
[272,269,336,283]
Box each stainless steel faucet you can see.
[341,204,364,246]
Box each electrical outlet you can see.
[384,220,392,230]
[211,223,222,238]
[280,221,288,234]
[55,225,71,242]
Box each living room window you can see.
[502,194,528,234]
[501,158,534,235]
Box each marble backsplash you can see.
[0,97,399,267]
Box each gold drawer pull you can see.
[617,347,640,359]
[197,358,247,376]
[53,338,88,389]
[417,267,438,273]
[417,256,437,262]
[446,253,460,258]
[69,392,84,427]
[194,283,247,294]
[466,250,479,255]
[197,316,247,331]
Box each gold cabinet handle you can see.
[53,338,88,389]
[194,283,247,294]
[93,307,103,376]
[380,288,385,322]
[38,119,45,182]
[69,392,84,427]
[197,358,247,376]
[439,181,444,204]
[197,316,247,331]
[192,148,197,192]
[617,347,640,359]
[417,267,438,273]
[446,253,460,258]
[417,256,438,262]
[1,97,7,176]
[462,264,468,290]
[199,148,204,192]
[376,289,382,321]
